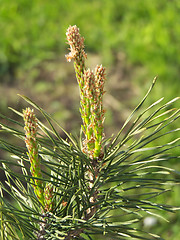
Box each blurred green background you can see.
[0,0,179,239]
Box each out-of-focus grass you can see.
[0,0,179,239]
[0,0,179,87]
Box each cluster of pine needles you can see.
[0,25,180,240]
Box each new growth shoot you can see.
[23,108,45,206]
[66,25,106,159]
[23,108,55,212]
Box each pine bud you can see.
[65,26,106,159]
[44,183,55,212]
[23,108,44,206]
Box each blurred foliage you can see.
[0,0,179,239]
[0,0,180,87]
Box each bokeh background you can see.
[0,0,179,239]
